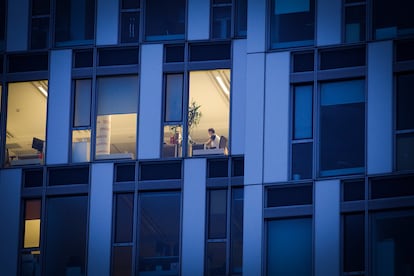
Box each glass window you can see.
[30,0,50,49]
[114,194,134,243]
[120,0,140,43]
[44,196,88,276]
[208,190,227,239]
[291,142,312,180]
[165,74,183,122]
[267,217,312,275]
[212,6,231,39]
[138,192,181,275]
[0,0,5,51]
[20,199,42,276]
[206,242,226,276]
[373,0,414,40]
[372,210,414,276]
[267,185,313,207]
[343,213,365,274]
[293,85,312,139]
[55,0,95,46]
[95,76,138,160]
[270,0,315,48]
[344,3,366,43]
[5,81,48,167]
[189,69,230,157]
[112,246,133,276]
[396,133,414,171]
[396,73,414,131]
[320,79,365,177]
[235,0,247,37]
[145,0,185,41]
[230,188,243,275]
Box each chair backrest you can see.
[219,136,227,149]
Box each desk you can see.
[192,148,225,156]
[96,153,134,160]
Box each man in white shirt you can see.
[205,128,220,149]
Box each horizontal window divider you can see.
[31,15,50,19]
[212,3,232,7]
[138,180,182,191]
[396,129,414,134]
[112,242,134,247]
[163,63,185,71]
[340,200,365,213]
[113,183,135,192]
[394,60,414,72]
[368,196,414,210]
[344,2,366,7]
[72,68,93,78]
[231,176,244,185]
[207,239,227,243]
[290,72,314,83]
[120,8,141,12]
[317,66,366,80]
[21,187,44,197]
[96,65,139,76]
[45,185,89,196]
[206,178,229,187]
[6,71,49,82]
[187,60,231,71]
[291,139,313,144]
[264,205,313,219]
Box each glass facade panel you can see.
[320,80,365,176]
[372,210,414,276]
[114,194,134,243]
[0,0,5,51]
[96,76,138,160]
[212,6,231,39]
[291,142,312,180]
[293,85,312,139]
[162,125,183,158]
[112,246,133,276]
[145,0,185,41]
[208,190,227,239]
[397,73,414,131]
[138,192,181,275]
[120,12,140,43]
[343,213,365,274]
[396,133,414,171]
[235,0,247,37]
[345,4,366,43]
[23,200,41,249]
[267,217,312,276]
[230,188,243,275]
[189,69,230,157]
[30,17,49,49]
[165,74,183,122]
[72,130,91,163]
[73,79,92,127]
[44,196,88,276]
[270,0,315,48]
[206,242,226,276]
[5,81,48,167]
[55,0,95,46]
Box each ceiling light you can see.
[37,86,48,97]
[215,75,230,96]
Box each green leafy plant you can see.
[188,100,202,131]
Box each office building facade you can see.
[0,0,413,275]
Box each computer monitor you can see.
[32,137,44,152]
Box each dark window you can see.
[212,5,231,39]
[396,39,414,62]
[55,0,95,46]
[165,45,185,63]
[206,242,226,276]
[343,179,365,201]
[145,0,185,41]
[396,73,414,131]
[30,17,50,49]
[44,196,88,276]
[0,55,3,74]
[140,161,181,180]
[73,49,93,68]
[320,47,366,70]
[112,246,133,276]
[344,3,366,43]
[8,53,49,73]
[231,157,244,177]
[48,166,89,185]
[235,0,247,37]
[122,0,139,9]
[371,175,414,199]
[343,213,365,274]
[267,217,312,275]
[208,190,227,239]
[24,169,43,188]
[320,80,365,177]
[397,133,414,171]
[372,210,414,275]
[190,43,231,61]
[164,74,183,122]
[114,194,134,243]
[270,0,315,48]
[230,188,243,274]
[0,0,5,51]
[293,52,314,72]
[73,79,92,127]
[138,192,181,273]
[115,163,135,182]
[373,0,414,40]
[98,48,139,66]
[267,185,313,207]
[293,85,312,139]
[208,159,228,178]
[291,142,312,180]
[120,12,140,43]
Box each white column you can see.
[317,0,342,46]
[181,158,206,276]
[242,184,263,275]
[247,0,266,53]
[367,41,393,174]
[263,51,290,182]
[0,169,22,276]
[46,50,72,164]
[96,0,119,45]
[6,0,29,51]
[315,179,340,276]
[87,163,113,276]
[244,53,265,185]
[187,0,210,40]
[231,39,247,155]
[138,44,163,159]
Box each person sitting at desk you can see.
[205,128,220,149]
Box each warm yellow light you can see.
[24,219,40,248]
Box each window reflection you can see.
[5,81,48,166]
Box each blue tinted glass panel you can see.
[397,73,414,130]
[397,133,414,171]
[0,0,5,51]
[294,85,312,139]
[138,192,180,274]
[165,74,183,122]
[120,12,140,43]
[235,0,247,37]
[208,190,227,239]
[345,5,366,43]
[31,17,50,49]
[206,242,226,276]
[230,189,243,274]
[267,217,312,276]
[114,194,134,243]
[212,6,231,39]
[44,196,88,276]
[112,246,132,276]
[74,79,92,127]
[343,213,365,273]
[292,142,312,180]
[320,80,365,176]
